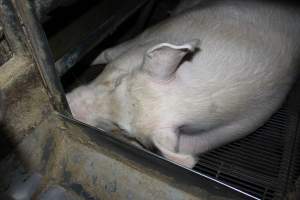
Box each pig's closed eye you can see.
[114,78,122,88]
[101,80,118,89]
[114,75,126,88]
[102,80,113,87]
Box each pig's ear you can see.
[142,39,200,80]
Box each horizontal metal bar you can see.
[58,113,258,200]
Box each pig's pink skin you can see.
[68,1,300,168]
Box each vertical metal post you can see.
[13,0,71,115]
[0,0,27,57]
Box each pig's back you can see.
[156,2,300,153]
[140,1,300,44]
[112,1,300,77]
[144,1,300,134]
[136,0,300,77]
[178,3,300,83]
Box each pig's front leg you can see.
[152,128,198,168]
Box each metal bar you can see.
[54,16,115,76]
[133,0,156,32]
[58,113,257,200]
[0,26,12,65]
[277,79,300,199]
[115,0,157,43]
[54,0,149,77]
[13,0,71,115]
[0,0,27,56]
[48,0,112,61]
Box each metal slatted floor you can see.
[194,85,300,200]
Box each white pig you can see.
[67,0,300,168]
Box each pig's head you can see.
[68,40,200,149]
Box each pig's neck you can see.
[111,78,137,136]
[125,76,166,141]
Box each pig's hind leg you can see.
[178,118,267,156]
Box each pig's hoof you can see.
[162,151,198,168]
[153,140,198,168]
[173,154,198,168]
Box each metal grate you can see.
[194,85,300,200]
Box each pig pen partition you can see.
[0,0,299,200]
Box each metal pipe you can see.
[54,0,149,77]
[0,0,27,56]
[59,114,256,200]
[54,16,115,76]
[13,0,71,115]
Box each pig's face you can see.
[88,40,200,145]
[68,40,200,167]
[67,61,137,134]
